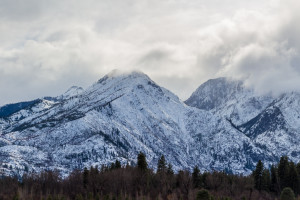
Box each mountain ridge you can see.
[0,71,299,176]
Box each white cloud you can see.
[0,0,299,105]
[215,1,300,95]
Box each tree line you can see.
[0,153,299,200]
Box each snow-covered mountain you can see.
[185,77,300,169]
[0,72,299,176]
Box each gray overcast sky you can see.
[0,0,300,105]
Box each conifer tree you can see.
[137,152,147,171]
[270,165,279,193]
[253,160,264,191]
[83,167,89,189]
[166,163,175,191]
[157,155,167,174]
[288,162,299,195]
[192,166,201,188]
[261,169,271,191]
[167,163,174,175]
[156,155,168,197]
[202,172,208,189]
[115,160,121,169]
[278,156,289,190]
[296,162,300,175]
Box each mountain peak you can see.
[185,77,244,110]
[185,76,275,125]
[93,69,178,102]
[58,86,84,100]
[202,77,242,87]
[97,69,151,86]
[65,86,84,93]
[105,69,148,79]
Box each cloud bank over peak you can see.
[199,0,300,96]
[0,0,299,105]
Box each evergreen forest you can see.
[0,153,300,200]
